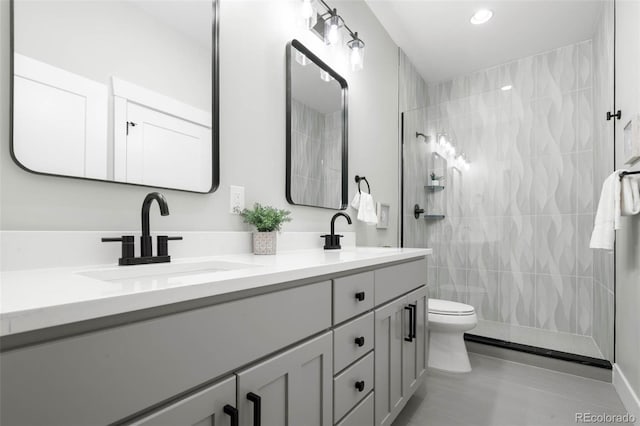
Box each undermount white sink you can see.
[78,260,257,283]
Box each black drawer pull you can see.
[355,380,365,392]
[355,291,365,302]
[404,305,414,342]
[354,336,365,347]
[247,392,261,426]
[409,303,417,339]
[223,404,238,426]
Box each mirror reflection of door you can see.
[11,0,216,193]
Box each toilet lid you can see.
[428,298,475,316]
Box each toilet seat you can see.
[428,298,475,316]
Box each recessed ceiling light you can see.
[470,9,493,25]
[501,85,513,91]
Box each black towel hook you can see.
[355,175,371,194]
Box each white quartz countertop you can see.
[1,247,431,336]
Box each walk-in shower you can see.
[400,1,616,364]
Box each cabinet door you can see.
[403,286,428,396]
[374,296,407,426]
[131,376,237,426]
[236,332,332,426]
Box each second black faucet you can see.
[321,212,352,250]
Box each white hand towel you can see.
[621,175,640,216]
[590,170,624,250]
[357,193,378,224]
[350,192,361,210]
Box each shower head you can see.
[416,132,429,141]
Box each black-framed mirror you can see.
[286,39,348,210]
[10,0,219,193]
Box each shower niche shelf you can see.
[425,185,445,192]
[423,214,445,220]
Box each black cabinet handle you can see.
[404,305,414,342]
[223,404,238,426]
[409,303,417,339]
[355,291,365,302]
[354,336,365,347]
[247,392,261,426]
[355,380,365,392]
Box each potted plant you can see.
[430,172,443,186]
[240,203,292,255]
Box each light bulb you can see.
[295,51,310,66]
[320,70,333,82]
[324,10,342,45]
[328,23,339,44]
[347,33,365,71]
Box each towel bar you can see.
[620,171,640,181]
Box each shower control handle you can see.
[413,204,424,219]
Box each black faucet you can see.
[102,192,182,265]
[141,192,170,257]
[321,212,352,250]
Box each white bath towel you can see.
[590,170,624,250]
[357,192,378,224]
[621,174,640,216]
[350,192,361,210]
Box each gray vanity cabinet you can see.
[131,376,237,426]
[236,332,333,426]
[374,286,428,426]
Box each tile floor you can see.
[393,354,630,426]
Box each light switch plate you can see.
[230,185,245,214]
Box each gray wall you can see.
[0,1,400,247]
[614,0,640,404]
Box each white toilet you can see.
[428,298,478,373]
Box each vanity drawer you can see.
[333,351,374,423]
[333,312,374,373]
[333,271,374,324]
[374,259,427,305]
[0,281,331,426]
[336,391,374,426]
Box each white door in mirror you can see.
[122,104,212,192]
[13,54,108,179]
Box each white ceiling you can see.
[365,0,604,83]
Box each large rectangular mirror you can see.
[286,39,348,210]
[10,0,219,193]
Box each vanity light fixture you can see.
[320,70,334,82]
[347,32,365,71]
[470,9,493,25]
[501,84,513,91]
[295,50,310,66]
[324,9,343,45]
[301,0,366,71]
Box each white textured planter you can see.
[253,231,277,255]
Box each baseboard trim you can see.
[613,364,640,425]
[465,338,612,382]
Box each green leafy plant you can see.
[240,203,292,232]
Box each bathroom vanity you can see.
[0,248,431,426]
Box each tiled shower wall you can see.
[290,99,342,208]
[591,1,615,361]
[415,40,604,356]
